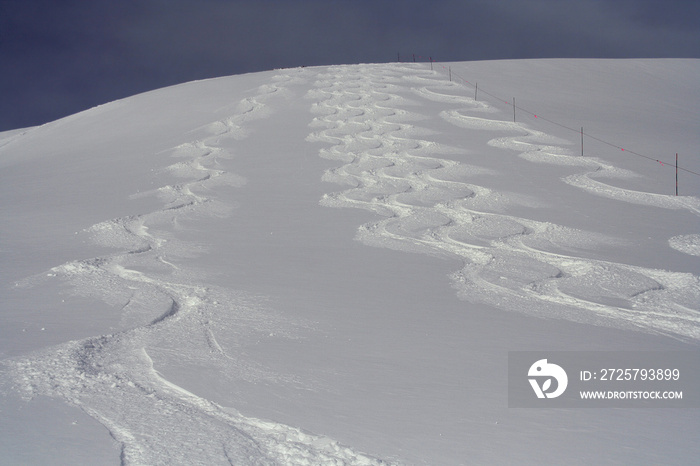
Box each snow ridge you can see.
[7,73,394,465]
[307,63,700,341]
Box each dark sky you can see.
[1,0,699,131]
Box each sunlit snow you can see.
[1,59,699,464]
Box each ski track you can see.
[4,62,700,464]
[307,63,700,342]
[6,71,394,465]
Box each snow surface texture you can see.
[1,60,699,465]
[307,64,699,341]
[5,74,389,465]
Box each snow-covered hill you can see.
[1,59,699,464]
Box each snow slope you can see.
[1,59,699,465]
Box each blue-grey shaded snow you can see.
[1,60,699,465]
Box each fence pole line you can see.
[404,54,700,179]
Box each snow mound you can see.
[669,234,700,256]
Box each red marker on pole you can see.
[676,153,679,196]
